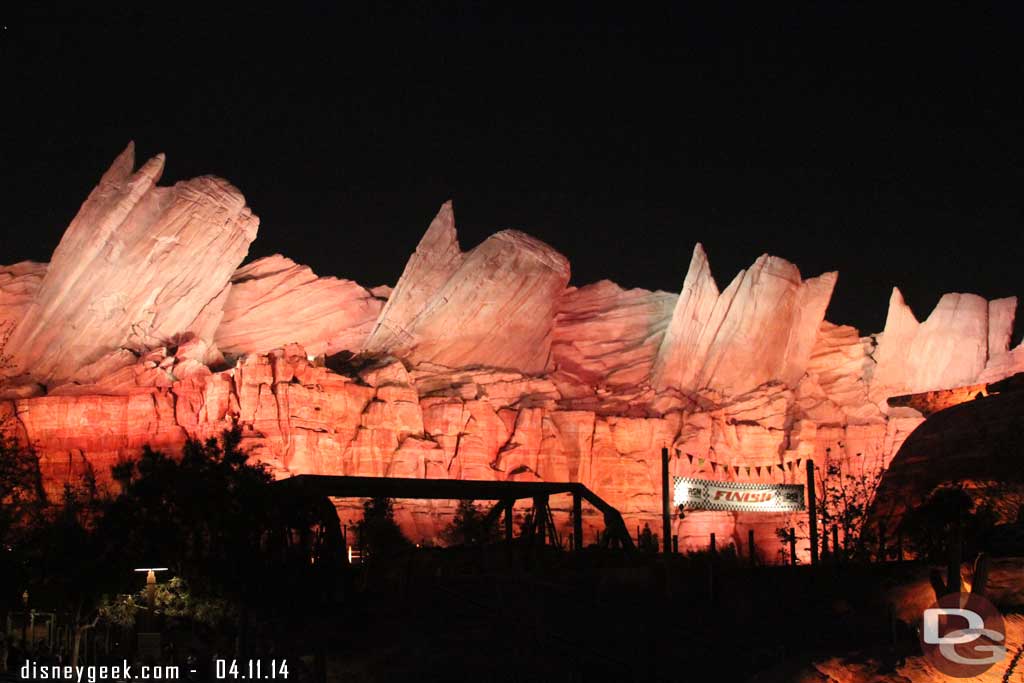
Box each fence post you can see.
[662,447,672,555]
[710,532,717,557]
[748,529,756,567]
[806,460,819,565]
[832,526,840,563]
[672,535,679,554]
[789,527,797,566]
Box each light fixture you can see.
[133,567,168,584]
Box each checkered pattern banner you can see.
[674,477,805,512]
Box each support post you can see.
[572,492,583,551]
[504,500,513,543]
[672,535,678,554]
[806,460,819,565]
[534,496,547,547]
[748,529,756,567]
[709,532,717,557]
[662,447,672,555]
[708,536,717,605]
[789,527,797,566]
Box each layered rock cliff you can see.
[215,255,384,359]
[2,145,1022,558]
[1,144,258,388]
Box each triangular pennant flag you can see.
[687,454,694,465]
[745,467,751,477]
[755,466,762,476]
[711,462,718,474]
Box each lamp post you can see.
[133,568,167,662]
[133,568,168,619]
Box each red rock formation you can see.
[0,261,46,332]
[870,288,1021,402]
[652,244,838,396]
[551,280,676,388]
[215,255,384,358]
[1,144,258,387]
[887,382,991,416]
[363,202,462,354]
[363,202,570,373]
[2,146,1024,559]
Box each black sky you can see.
[2,4,1022,338]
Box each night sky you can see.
[3,5,1022,339]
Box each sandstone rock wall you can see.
[215,255,384,359]
[652,244,838,396]
[551,280,676,389]
[363,203,571,373]
[2,144,259,387]
[0,261,46,333]
[870,288,1021,401]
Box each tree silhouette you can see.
[356,497,410,558]
[442,499,497,546]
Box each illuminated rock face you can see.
[0,261,46,334]
[1,143,259,387]
[2,145,1023,558]
[363,202,570,373]
[214,255,384,359]
[551,280,677,389]
[652,244,838,396]
[870,289,1020,402]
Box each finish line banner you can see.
[674,477,805,512]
